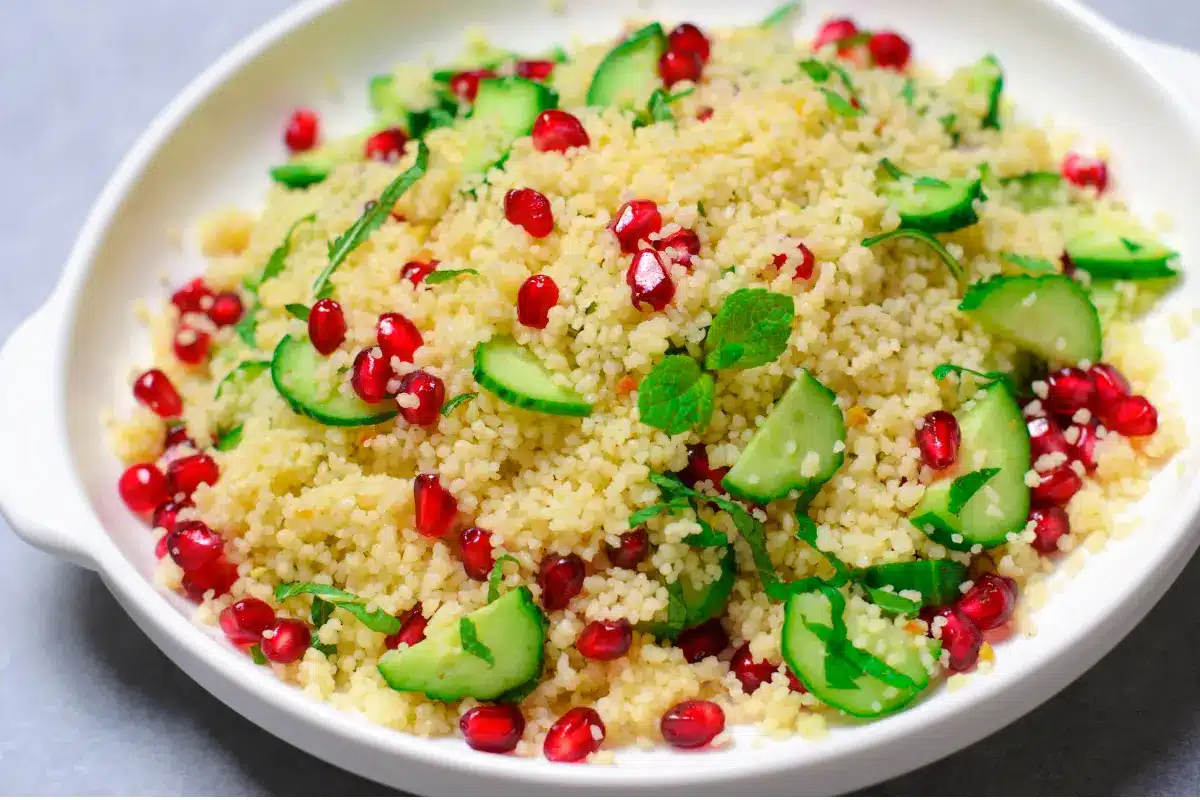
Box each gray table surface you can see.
[3,0,1200,794]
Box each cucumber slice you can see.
[586,23,668,109]
[1065,220,1179,280]
[781,590,931,718]
[881,175,983,234]
[271,335,398,427]
[377,586,546,702]
[909,382,1031,550]
[966,55,1004,129]
[859,560,968,607]
[461,77,557,174]
[472,336,592,417]
[723,370,846,505]
[959,274,1102,365]
[270,131,373,188]
[999,171,1065,212]
[679,547,737,628]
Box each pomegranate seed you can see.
[308,298,347,355]
[916,410,960,470]
[813,17,859,51]
[207,292,244,326]
[396,370,445,426]
[167,520,225,571]
[155,534,170,560]
[376,312,423,363]
[772,243,816,281]
[449,69,495,103]
[956,574,1017,631]
[923,606,982,672]
[668,23,711,64]
[1029,506,1070,554]
[364,127,408,161]
[609,200,663,253]
[1071,421,1099,472]
[460,704,526,753]
[414,474,458,538]
[152,499,192,533]
[696,106,714,122]
[459,527,496,581]
[543,707,605,763]
[677,618,729,664]
[164,423,193,449]
[220,598,276,647]
[517,274,559,329]
[661,700,724,749]
[657,228,701,270]
[515,59,556,81]
[171,277,213,315]
[1027,415,1069,461]
[537,553,586,611]
[401,259,439,286]
[606,529,650,569]
[1100,394,1158,437]
[1031,464,1083,507]
[786,668,807,694]
[658,48,703,88]
[730,643,777,694]
[284,108,319,153]
[181,555,238,600]
[385,604,429,649]
[1044,367,1095,418]
[531,109,590,153]
[868,31,911,70]
[680,445,729,488]
[167,453,219,496]
[260,618,311,663]
[134,369,183,418]
[627,249,675,311]
[1062,153,1109,192]
[172,325,212,365]
[504,188,555,238]
[576,619,633,661]
[1088,363,1130,409]
[118,463,169,513]
[351,348,394,404]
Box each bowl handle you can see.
[0,298,97,569]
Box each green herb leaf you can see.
[822,645,865,690]
[799,59,832,83]
[862,229,965,287]
[901,78,917,107]
[636,355,715,435]
[441,392,477,416]
[931,363,1013,392]
[249,644,268,665]
[459,618,495,665]
[313,140,429,297]
[639,579,689,641]
[245,213,317,292]
[215,360,271,400]
[424,268,480,285]
[214,425,244,452]
[948,467,1001,515]
[487,554,520,603]
[311,596,335,628]
[762,2,801,27]
[234,304,259,348]
[794,511,850,582]
[878,158,907,181]
[314,281,335,300]
[270,163,330,189]
[859,559,967,607]
[273,582,401,635]
[285,303,310,322]
[820,88,862,117]
[628,497,690,527]
[310,634,337,657]
[866,586,923,616]
[549,44,569,63]
[703,288,795,371]
[682,516,728,547]
[1001,252,1057,274]
[697,200,707,218]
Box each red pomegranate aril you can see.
[658,48,703,88]
[668,23,712,64]
[677,618,729,664]
[504,188,555,238]
[376,312,423,363]
[517,274,559,329]
[1088,362,1130,409]
[364,127,409,161]
[401,259,439,286]
[786,668,807,694]
[182,555,238,600]
[396,370,445,426]
[544,707,605,763]
[696,106,714,122]
[531,109,590,153]
[134,369,183,418]
[284,108,319,153]
[220,598,276,647]
[1101,394,1158,437]
[1071,421,1100,472]
[609,200,663,253]
[118,463,169,514]
[538,554,585,612]
[1044,367,1095,418]
[515,59,556,81]
[260,618,311,664]
[385,604,429,649]
[449,69,495,103]
[576,619,633,661]
[414,474,458,538]
[459,527,496,581]
[813,17,859,50]
[773,243,816,281]
[152,499,192,533]
[308,298,347,355]
[661,700,725,749]
[1027,415,1069,461]
[173,326,212,365]
[606,528,650,570]
[155,534,169,560]
[171,277,213,315]
[167,453,219,496]
[730,643,777,694]
[680,444,729,489]
[164,423,192,449]
[166,520,225,571]
[923,606,982,672]
[351,348,394,404]
[1062,153,1109,192]
[1029,506,1070,554]
[657,228,701,270]
[956,574,1017,631]
[208,292,244,327]
[916,410,960,470]
[627,249,675,311]
[868,31,912,70]
[1031,464,1083,508]
[460,704,526,754]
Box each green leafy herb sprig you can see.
[634,87,696,128]
[235,213,316,348]
[274,582,404,657]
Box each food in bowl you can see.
[108,5,1186,760]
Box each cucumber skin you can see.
[473,77,558,137]
[472,338,593,417]
[271,335,399,427]
[886,178,983,235]
[586,23,667,108]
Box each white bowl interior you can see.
[53,0,1200,791]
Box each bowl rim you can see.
[20,0,1200,790]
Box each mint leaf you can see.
[310,634,337,657]
[460,618,495,665]
[637,355,715,435]
[285,303,310,322]
[234,302,259,348]
[820,88,862,117]
[799,59,832,83]
[878,158,907,181]
[639,580,688,641]
[311,596,335,628]
[245,213,316,292]
[441,392,477,416]
[901,78,916,107]
[628,497,690,527]
[215,360,270,399]
[862,229,965,287]
[859,559,967,607]
[866,586,923,616]
[275,582,356,602]
[682,516,727,547]
[697,200,707,218]
[931,363,1013,392]
[425,268,480,285]
[487,554,519,603]
[948,467,1001,515]
[794,511,850,582]
[823,647,865,690]
[249,644,268,665]
[762,2,800,27]
[1001,252,1057,274]
[703,288,794,371]
[273,582,401,635]
[214,425,244,452]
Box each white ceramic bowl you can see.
[4,0,1200,793]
